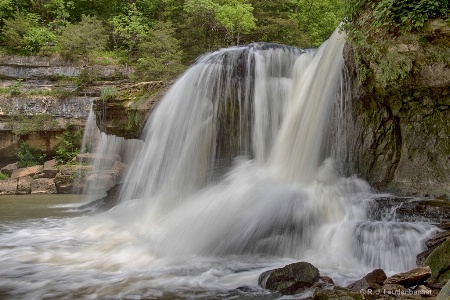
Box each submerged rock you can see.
[258,261,320,295]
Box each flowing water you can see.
[0,30,440,299]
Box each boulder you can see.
[17,176,32,194]
[31,178,56,194]
[1,162,17,175]
[10,165,43,180]
[84,173,115,194]
[425,239,450,282]
[384,266,431,287]
[0,178,17,194]
[258,262,320,295]
[348,269,387,291]
[42,159,59,178]
[54,165,91,193]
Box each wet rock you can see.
[417,230,450,266]
[348,269,387,291]
[425,239,450,282]
[54,165,90,193]
[74,153,121,166]
[10,165,43,180]
[1,162,17,175]
[77,183,123,212]
[426,231,450,248]
[258,262,320,295]
[370,197,450,224]
[319,276,334,285]
[31,178,56,194]
[84,173,115,194]
[0,178,17,194]
[17,176,32,194]
[313,286,363,300]
[384,266,431,287]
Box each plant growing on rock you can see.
[101,87,119,101]
[16,141,46,168]
[55,127,82,165]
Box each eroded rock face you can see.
[258,261,320,295]
[343,27,450,199]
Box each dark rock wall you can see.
[343,40,450,199]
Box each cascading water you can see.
[77,103,143,200]
[0,30,440,299]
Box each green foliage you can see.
[55,127,82,164]
[44,0,74,33]
[246,0,309,47]
[215,0,256,44]
[57,15,108,63]
[111,3,148,54]
[73,69,99,90]
[0,79,24,96]
[0,172,9,180]
[341,0,450,87]
[101,87,119,101]
[16,141,46,168]
[342,0,450,41]
[2,11,55,54]
[376,52,413,87]
[290,0,344,47]
[0,0,15,21]
[11,114,58,135]
[135,22,185,81]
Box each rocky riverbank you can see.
[258,261,449,299]
[0,153,125,195]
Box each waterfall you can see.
[77,102,143,200]
[0,30,440,299]
[110,29,436,271]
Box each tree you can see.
[1,11,54,54]
[291,0,344,47]
[215,0,256,44]
[111,3,148,66]
[135,22,185,81]
[57,15,108,63]
[44,0,74,33]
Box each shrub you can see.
[55,127,82,164]
[0,173,9,180]
[2,11,54,54]
[57,15,108,63]
[135,22,185,81]
[101,87,119,101]
[17,141,46,168]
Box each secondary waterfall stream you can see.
[0,30,439,299]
